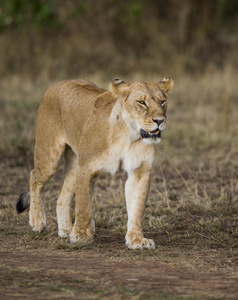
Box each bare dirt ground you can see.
[1,154,238,300]
[1,245,238,300]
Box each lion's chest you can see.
[103,140,153,175]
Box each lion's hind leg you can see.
[29,136,66,233]
[57,145,77,238]
[29,169,47,233]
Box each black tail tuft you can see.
[16,192,30,214]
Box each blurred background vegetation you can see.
[0,0,238,80]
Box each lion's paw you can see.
[126,237,155,250]
[70,231,93,243]
[70,221,95,243]
[29,212,46,233]
[58,227,72,238]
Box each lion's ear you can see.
[158,77,174,93]
[110,78,130,95]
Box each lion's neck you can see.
[109,100,141,145]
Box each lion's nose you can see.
[152,118,165,126]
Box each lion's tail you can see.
[16,192,30,213]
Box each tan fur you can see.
[28,77,173,249]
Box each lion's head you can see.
[110,77,174,144]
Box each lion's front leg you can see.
[70,171,95,243]
[125,164,155,250]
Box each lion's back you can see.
[36,79,106,149]
[42,79,105,110]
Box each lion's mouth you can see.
[140,128,161,139]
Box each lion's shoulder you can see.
[71,79,106,94]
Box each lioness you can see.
[16,77,174,249]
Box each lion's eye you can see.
[160,100,166,106]
[137,101,146,106]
